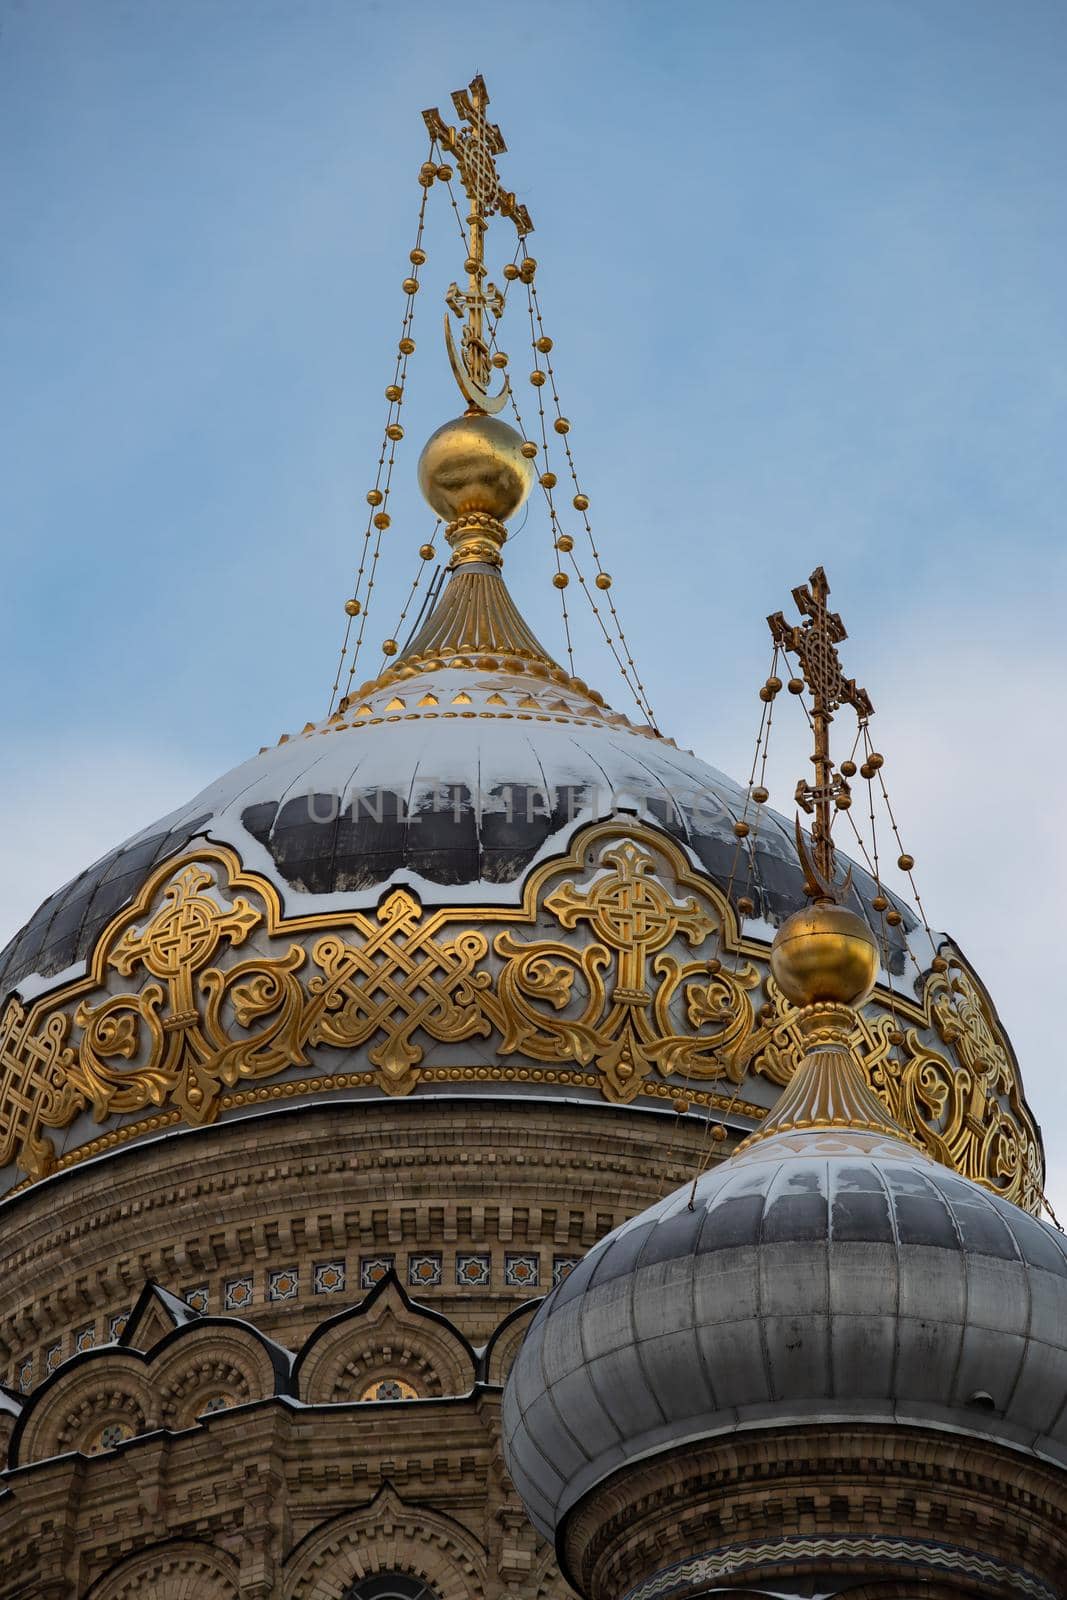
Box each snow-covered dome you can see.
[0,569,914,1002]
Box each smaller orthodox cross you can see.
[423,75,533,412]
[768,567,874,895]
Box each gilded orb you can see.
[770,900,879,1009]
[417,414,534,524]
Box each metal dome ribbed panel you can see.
[502,1135,1067,1541]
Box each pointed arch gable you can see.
[282,1484,485,1600]
[294,1270,476,1404]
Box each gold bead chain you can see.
[374,519,442,675]
[327,148,435,715]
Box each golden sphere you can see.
[409,248,426,266]
[555,534,573,553]
[530,370,546,387]
[840,759,857,778]
[503,262,520,281]
[385,384,403,402]
[386,423,404,441]
[417,414,534,524]
[344,598,361,617]
[552,572,569,589]
[520,441,538,459]
[367,489,384,506]
[382,638,398,656]
[436,163,453,181]
[595,572,612,590]
[898,852,915,871]
[751,785,769,804]
[492,351,509,368]
[573,493,589,511]
[419,543,435,560]
[770,901,878,1009]
[553,416,570,434]
[399,337,416,355]
[536,335,553,353]
[402,277,419,295]
[540,470,557,489]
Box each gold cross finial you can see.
[423,75,533,414]
[768,566,874,897]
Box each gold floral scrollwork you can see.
[72,862,301,1126]
[495,835,759,1102]
[890,958,1043,1212]
[0,825,1045,1210]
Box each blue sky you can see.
[2,1,1066,1203]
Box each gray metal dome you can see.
[502,1127,1067,1542]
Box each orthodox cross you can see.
[423,74,533,413]
[547,840,714,1005]
[768,567,874,895]
[109,864,258,1025]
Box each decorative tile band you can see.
[360,1256,394,1289]
[456,1254,490,1287]
[223,1277,253,1311]
[314,1261,346,1294]
[505,1254,538,1288]
[408,1254,442,1288]
[268,1267,299,1302]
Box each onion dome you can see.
[503,902,1067,1599]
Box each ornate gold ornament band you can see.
[0,821,1042,1210]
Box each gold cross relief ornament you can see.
[768,565,873,897]
[423,74,533,414]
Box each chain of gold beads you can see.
[682,650,783,1202]
[492,257,580,678]
[511,257,641,711]
[375,519,442,671]
[328,149,437,715]
[516,241,658,729]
